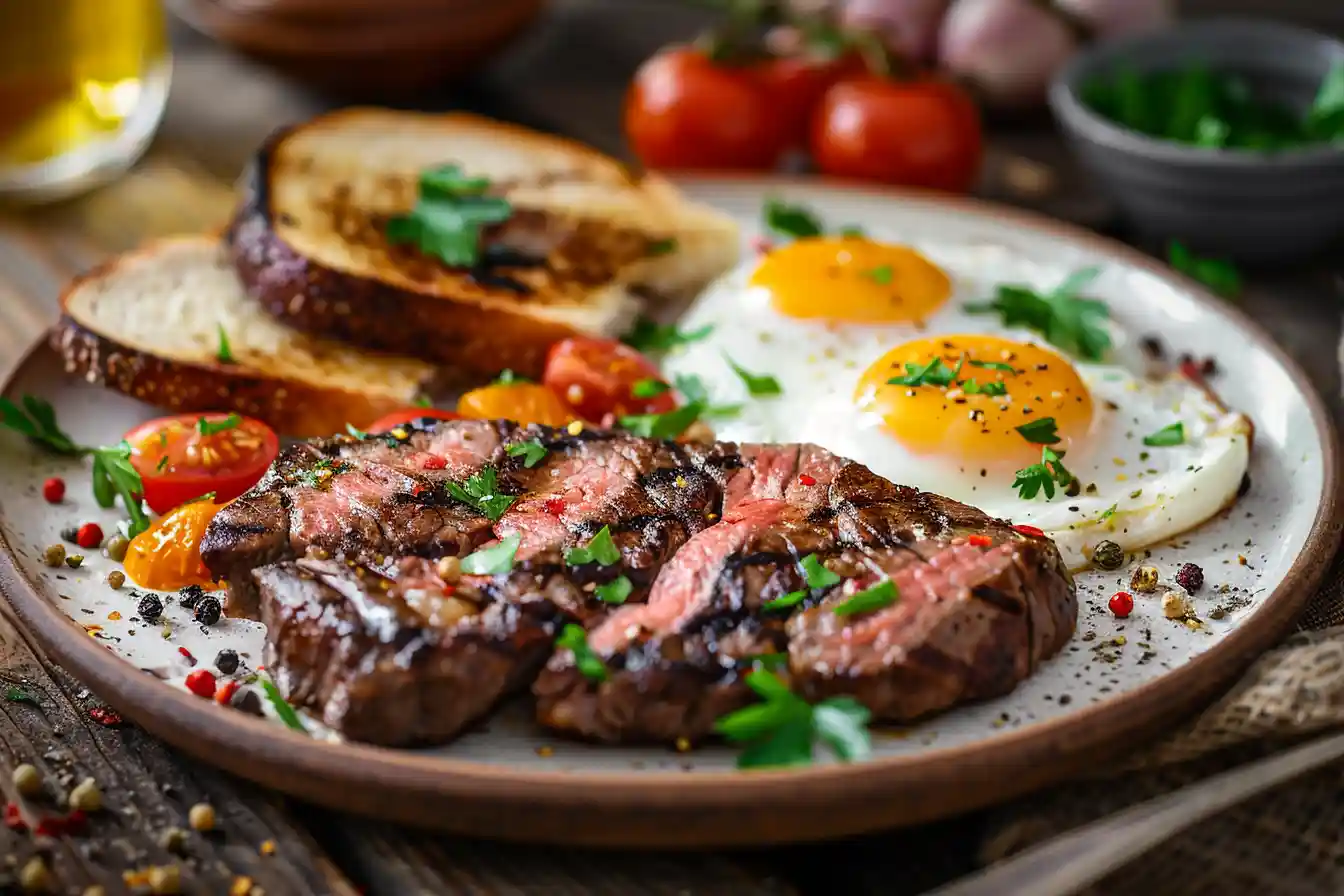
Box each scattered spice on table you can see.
[106,570,125,590]
[41,477,64,503]
[188,802,215,832]
[68,777,102,812]
[11,764,41,797]
[64,553,84,568]
[75,522,103,549]
[103,533,129,562]
[5,687,37,705]
[88,706,122,727]
[41,543,65,567]
[137,593,163,622]
[214,649,239,675]
[193,595,222,626]
[158,826,187,854]
[258,838,276,856]
[177,646,196,665]
[184,670,216,699]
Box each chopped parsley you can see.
[460,532,522,576]
[506,439,548,468]
[0,395,80,455]
[888,356,963,389]
[1143,422,1186,447]
[619,403,705,440]
[565,525,621,567]
[555,623,607,682]
[1012,446,1075,500]
[414,394,435,408]
[864,265,894,285]
[968,359,1019,374]
[725,356,782,397]
[260,677,307,733]
[594,575,633,605]
[156,456,169,472]
[763,198,824,240]
[384,164,511,268]
[646,237,678,257]
[198,414,242,436]
[445,466,516,520]
[674,374,741,418]
[962,379,1007,397]
[832,580,899,617]
[1015,417,1061,445]
[967,268,1111,361]
[713,669,871,769]
[492,368,528,386]
[631,378,670,399]
[216,325,234,364]
[293,457,352,489]
[1099,503,1119,522]
[345,423,368,440]
[1168,241,1241,299]
[765,554,842,611]
[4,687,37,705]
[622,317,714,353]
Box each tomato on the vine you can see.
[366,407,462,434]
[543,337,674,422]
[124,414,279,514]
[625,45,788,170]
[810,75,983,193]
[748,52,864,150]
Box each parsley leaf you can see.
[714,670,871,769]
[764,554,842,612]
[565,525,621,567]
[674,375,741,418]
[1099,503,1119,522]
[493,368,528,386]
[197,414,242,436]
[888,356,963,388]
[619,403,705,440]
[1168,241,1241,299]
[5,687,37,705]
[622,318,715,353]
[1015,417,1061,445]
[646,237,678,257]
[1143,422,1185,447]
[345,423,368,440]
[506,440,548,468]
[1012,446,1075,500]
[0,395,81,454]
[967,268,1111,361]
[216,325,234,364]
[445,467,516,520]
[968,360,1019,374]
[832,580,899,617]
[725,356,781,397]
[631,378,670,399]
[595,575,633,605]
[864,265,894,285]
[384,165,512,268]
[764,198,824,240]
[414,394,435,408]
[962,379,1007,397]
[460,532,522,576]
[90,442,150,538]
[555,623,607,682]
[260,677,307,733]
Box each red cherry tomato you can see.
[124,414,280,515]
[625,45,788,170]
[543,337,675,422]
[748,52,864,149]
[810,75,984,193]
[365,407,462,435]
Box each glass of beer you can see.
[0,1,171,203]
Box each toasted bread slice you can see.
[227,108,741,378]
[53,236,438,439]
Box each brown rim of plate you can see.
[1,177,1339,848]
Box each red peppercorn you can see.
[967,534,993,547]
[75,522,103,549]
[41,477,65,503]
[184,669,216,699]
[1175,562,1204,594]
[177,646,196,665]
[798,474,817,486]
[214,680,240,706]
[1109,591,1134,618]
[420,455,447,470]
[1012,524,1045,538]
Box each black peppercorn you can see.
[137,593,164,622]
[193,596,222,626]
[178,584,204,609]
[59,526,79,544]
[214,649,239,675]
[1176,563,1204,594]
[1093,540,1124,571]
[228,687,264,717]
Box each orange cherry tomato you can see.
[625,45,788,170]
[124,414,279,515]
[748,52,864,150]
[366,407,462,434]
[810,75,984,193]
[456,383,577,427]
[123,499,225,592]
[543,337,674,422]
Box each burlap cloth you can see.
[977,547,1344,894]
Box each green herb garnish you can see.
[968,360,1019,374]
[5,687,37,705]
[832,580,899,617]
[555,623,607,682]
[506,439,548,468]
[619,403,705,440]
[1012,446,1074,500]
[725,356,782,397]
[565,525,621,567]
[646,237,678,257]
[1168,241,1241,299]
[384,164,512,268]
[0,395,81,455]
[156,456,169,472]
[216,325,234,364]
[1015,417,1061,445]
[260,678,307,733]
[460,532,522,576]
[293,457,352,489]
[764,554,842,612]
[967,268,1110,361]
[631,378,670,399]
[414,394,435,408]
[622,318,715,353]
[962,379,1008,397]
[887,356,963,389]
[674,375,742,419]
[764,198,824,239]
[198,414,242,436]
[345,423,368,440]
[1143,422,1186,447]
[595,575,633,605]
[713,670,871,769]
[864,265,894,285]
[492,368,529,386]
[1099,503,1119,523]
[445,466,516,521]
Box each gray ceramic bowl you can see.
[1050,18,1344,264]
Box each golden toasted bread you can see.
[53,237,439,439]
[226,108,741,379]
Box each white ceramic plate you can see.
[0,177,1337,846]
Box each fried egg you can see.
[662,237,1252,569]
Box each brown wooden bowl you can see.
[167,0,549,97]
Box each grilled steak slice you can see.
[535,445,1076,744]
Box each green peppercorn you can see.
[1093,540,1124,571]
[64,553,84,569]
[41,544,65,567]
[104,534,130,563]
[106,570,126,590]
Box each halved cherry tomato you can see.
[123,499,225,592]
[457,383,576,427]
[543,337,674,422]
[810,75,983,193]
[366,407,462,434]
[124,414,279,515]
[625,45,788,170]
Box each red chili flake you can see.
[1012,524,1045,538]
[42,477,65,503]
[1178,358,1204,382]
[4,802,26,831]
[1109,591,1134,618]
[967,534,993,547]
[88,707,122,727]
[177,646,196,665]
[35,809,86,837]
[544,497,565,516]
[420,455,447,470]
[75,522,104,549]
[798,474,817,486]
[185,669,216,698]
[410,484,428,497]
[750,236,773,255]
[214,680,240,706]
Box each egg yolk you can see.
[124,499,225,593]
[749,237,951,322]
[855,335,1094,472]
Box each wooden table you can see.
[0,2,1339,893]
